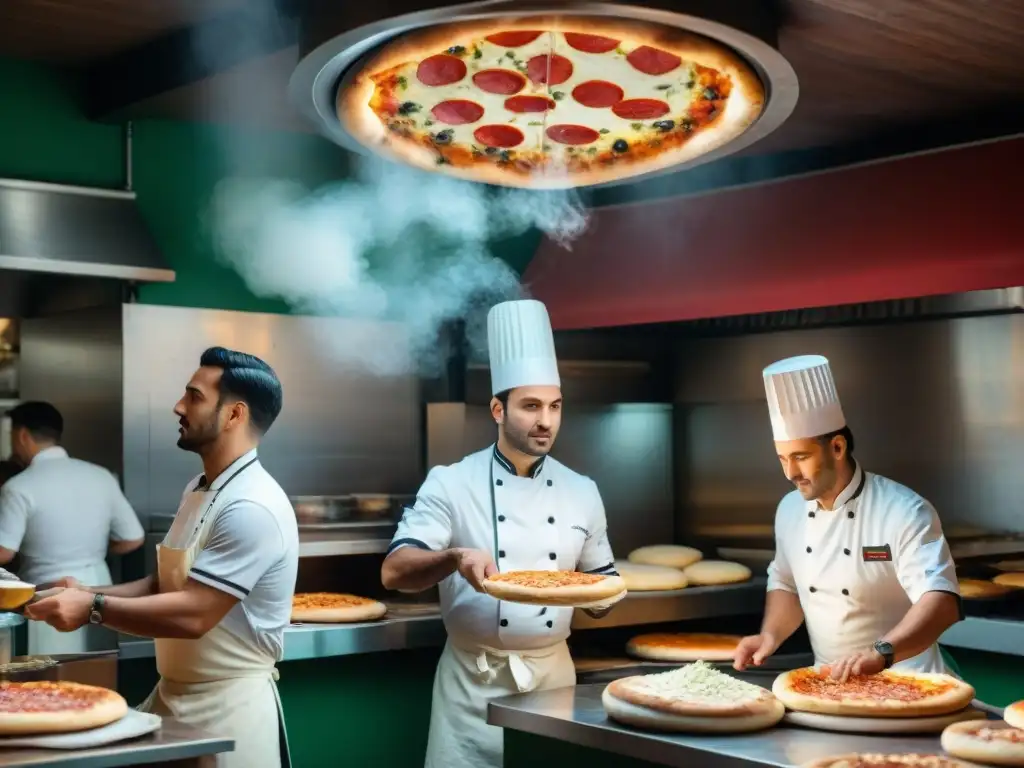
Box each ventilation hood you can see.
[0,177,173,283]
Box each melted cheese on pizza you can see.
[487,570,605,588]
[973,726,1024,743]
[790,669,954,702]
[0,682,110,713]
[625,660,768,705]
[826,757,965,768]
[292,593,376,609]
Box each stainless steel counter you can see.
[118,603,446,661]
[489,677,979,768]
[941,616,1024,657]
[0,721,231,767]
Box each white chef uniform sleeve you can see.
[387,467,453,555]
[189,500,285,600]
[893,498,961,610]
[107,477,144,542]
[766,503,798,593]
[0,485,29,552]
[577,480,617,576]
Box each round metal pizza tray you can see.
[289,0,799,189]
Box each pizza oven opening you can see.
[289,0,798,189]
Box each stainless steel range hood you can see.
[0,177,173,283]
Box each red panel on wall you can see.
[524,138,1024,330]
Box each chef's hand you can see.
[827,649,886,682]
[733,633,779,670]
[38,577,84,592]
[23,588,93,632]
[455,549,498,592]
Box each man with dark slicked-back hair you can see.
[28,347,298,768]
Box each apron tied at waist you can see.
[450,637,566,693]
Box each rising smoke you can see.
[199,5,590,377]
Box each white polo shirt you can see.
[767,462,960,672]
[0,447,145,584]
[183,450,299,660]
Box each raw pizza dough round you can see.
[784,707,984,735]
[958,578,1013,599]
[772,667,976,718]
[602,661,785,733]
[941,718,1024,766]
[291,593,388,623]
[339,17,765,189]
[0,581,35,611]
[627,545,702,570]
[1005,700,1024,730]
[626,632,741,662]
[802,754,974,768]
[615,560,689,591]
[992,572,1024,589]
[683,559,752,586]
[482,570,627,606]
[992,559,1024,572]
[0,682,128,736]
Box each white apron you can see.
[138,459,291,768]
[425,638,574,768]
[28,561,113,655]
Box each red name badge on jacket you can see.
[862,545,893,562]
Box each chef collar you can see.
[806,460,866,512]
[492,444,546,479]
[30,446,68,464]
[195,448,258,491]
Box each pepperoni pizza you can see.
[802,755,973,768]
[0,681,128,736]
[339,17,765,188]
[482,569,627,606]
[772,667,975,718]
[291,593,388,623]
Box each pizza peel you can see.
[783,706,987,734]
[0,709,161,749]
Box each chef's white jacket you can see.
[767,462,960,673]
[390,444,616,651]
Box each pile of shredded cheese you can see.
[631,660,766,703]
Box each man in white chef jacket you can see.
[381,299,620,768]
[26,347,297,768]
[733,354,962,680]
[0,401,145,654]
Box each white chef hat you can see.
[487,299,560,395]
[762,355,846,441]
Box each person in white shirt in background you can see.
[733,355,961,680]
[0,401,144,654]
[26,347,298,768]
[382,299,621,768]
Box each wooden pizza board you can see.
[0,710,161,749]
[783,707,986,734]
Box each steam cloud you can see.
[209,160,588,376]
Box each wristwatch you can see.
[88,594,106,626]
[873,640,894,669]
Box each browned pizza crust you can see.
[482,570,626,606]
[338,15,765,189]
[772,667,975,718]
[992,572,1024,589]
[0,682,128,736]
[941,718,1024,766]
[958,578,1013,599]
[291,593,388,623]
[626,632,741,662]
[1005,700,1024,729]
[801,754,973,768]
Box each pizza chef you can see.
[26,347,298,768]
[734,355,962,680]
[381,299,622,768]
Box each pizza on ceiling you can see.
[338,16,765,188]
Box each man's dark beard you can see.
[800,451,837,500]
[177,411,221,453]
[503,420,553,457]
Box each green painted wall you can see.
[0,57,541,314]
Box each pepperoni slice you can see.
[416,54,467,86]
[474,125,525,148]
[546,124,600,146]
[504,95,555,113]
[485,31,543,47]
[626,46,682,75]
[571,80,624,108]
[612,98,670,119]
[564,32,620,53]
[472,69,526,95]
[431,99,485,125]
[525,53,573,85]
